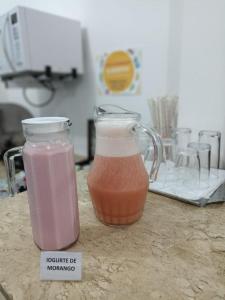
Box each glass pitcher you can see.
[87,105,163,225]
[4,117,80,250]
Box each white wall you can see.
[91,1,170,124]
[170,0,225,168]
[0,0,170,155]
[167,0,183,95]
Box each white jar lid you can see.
[22,117,71,134]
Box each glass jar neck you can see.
[24,129,70,144]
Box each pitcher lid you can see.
[22,117,71,134]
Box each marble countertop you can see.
[1,171,225,300]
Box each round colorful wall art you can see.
[97,49,142,96]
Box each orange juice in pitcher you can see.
[87,105,163,225]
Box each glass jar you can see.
[4,117,80,250]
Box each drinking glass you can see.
[156,138,176,187]
[199,130,221,173]
[187,142,211,188]
[172,128,192,157]
[174,148,200,190]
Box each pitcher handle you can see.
[3,146,23,196]
[134,125,163,182]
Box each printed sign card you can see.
[40,251,82,281]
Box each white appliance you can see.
[0,6,83,81]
